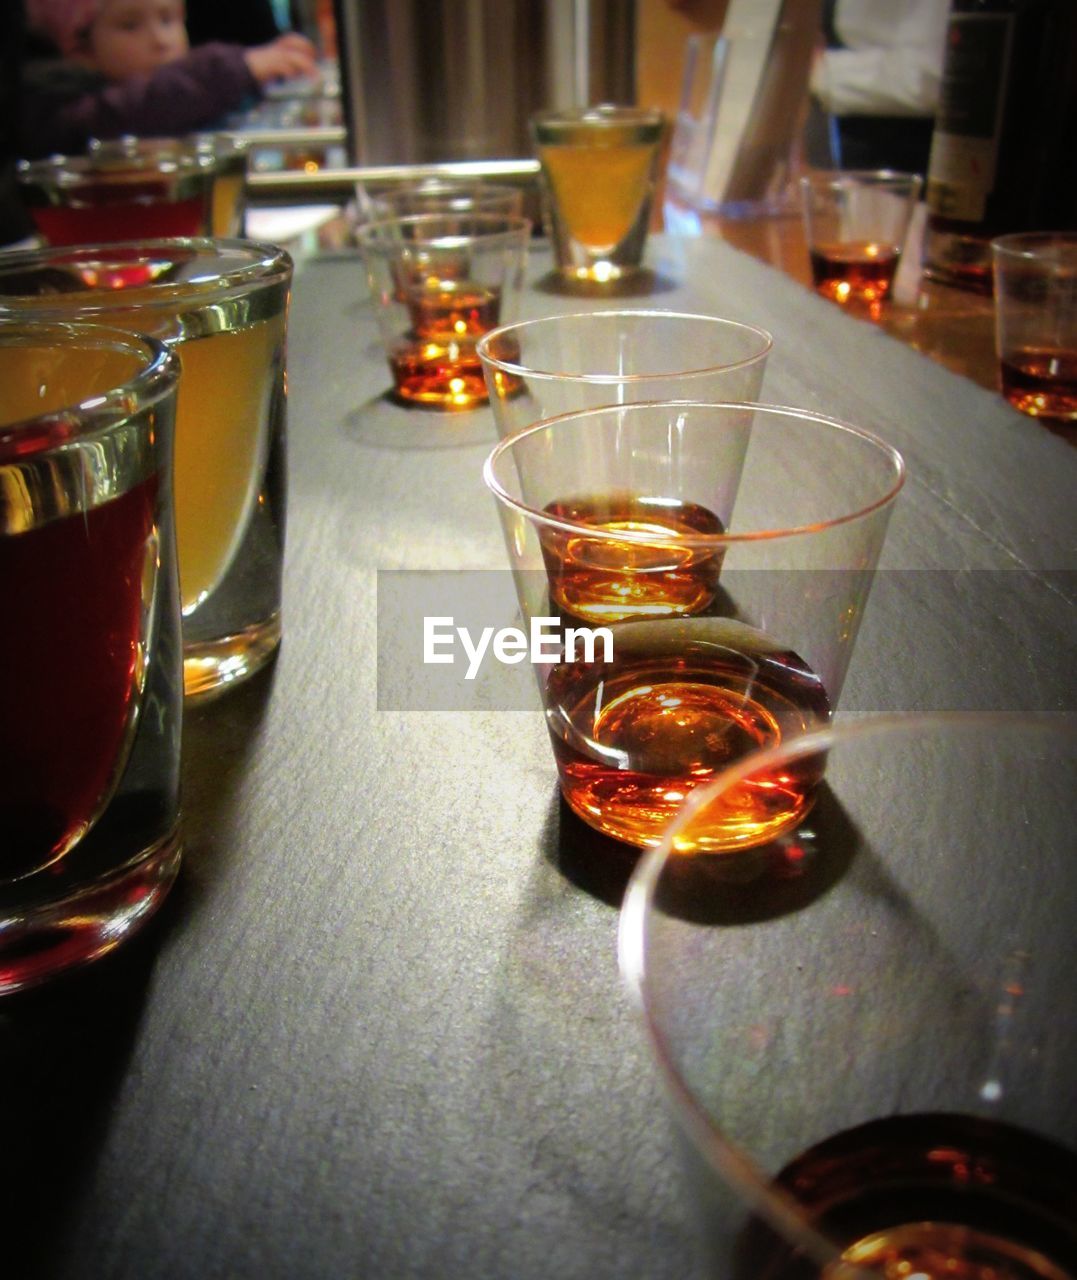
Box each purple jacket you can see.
[19,43,261,159]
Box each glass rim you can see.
[990,230,1077,259]
[618,709,1077,1269]
[0,238,292,314]
[0,321,177,460]
[475,309,774,383]
[355,212,532,249]
[17,151,216,184]
[531,102,666,128]
[483,400,905,547]
[798,169,923,191]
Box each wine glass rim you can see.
[355,213,532,248]
[618,710,1077,1268]
[476,310,773,382]
[482,400,905,546]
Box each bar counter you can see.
[4,233,1075,1280]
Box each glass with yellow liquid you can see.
[531,104,666,284]
[0,240,292,698]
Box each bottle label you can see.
[926,13,1014,223]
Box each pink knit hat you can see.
[26,0,103,56]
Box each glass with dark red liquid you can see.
[0,322,182,994]
[17,152,212,246]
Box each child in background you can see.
[20,0,318,160]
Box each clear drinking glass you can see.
[364,180,525,220]
[477,310,772,439]
[357,213,531,410]
[483,401,904,851]
[531,104,666,284]
[16,151,214,245]
[0,240,293,699]
[620,713,1077,1279]
[0,321,183,994]
[991,232,1077,425]
[799,171,923,316]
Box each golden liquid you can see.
[0,345,139,424]
[539,142,657,250]
[171,317,280,612]
[210,172,245,237]
[826,1222,1071,1280]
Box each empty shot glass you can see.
[0,240,293,699]
[992,232,1077,425]
[17,150,214,245]
[0,322,182,994]
[483,401,904,851]
[357,213,531,410]
[532,104,666,284]
[477,310,772,439]
[799,170,923,315]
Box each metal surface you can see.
[246,159,541,204]
[332,0,637,165]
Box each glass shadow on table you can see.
[532,266,679,298]
[550,782,859,919]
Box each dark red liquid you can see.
[0,475,157,878]
[30,195,206,246]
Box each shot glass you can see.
[620,714,1077,1278]
[16,151,214,246]
[531,104,666,284]
[0,321,182,994]
[483,401,904,851]
[799,171,923,315]
[991,232,1077,425]
[364,181,525,220]
[0,240,293,699]
[477,310,772,439]
[357,213,531,410]
[89,134,251,237]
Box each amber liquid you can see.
[1000,348,1077,422]
[390,280,500,408]
[539,141,656,252]
[48,323,279,615]
[810,243,900,310]
[540,494,725,624]
[545,618,831,850]
[740,1114,1077,1280]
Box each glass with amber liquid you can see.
[532,104,666,284]
[0,241,293,699]
[800,172,922,318]
[992,233,1077,427]
[622,715,1077,1278]
[358,213,530,411]
[484,402,904,852]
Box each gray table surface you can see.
[4,234,1075,1280]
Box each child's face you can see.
[84,0,189,80]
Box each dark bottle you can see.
[923,0,1077,293]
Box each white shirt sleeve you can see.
[810,0,951,118]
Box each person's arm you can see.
[20,43,259,158]
[810,0,950,118]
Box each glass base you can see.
[0,829,180,996]
[558,260,641,284]
[182,610,281,700]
